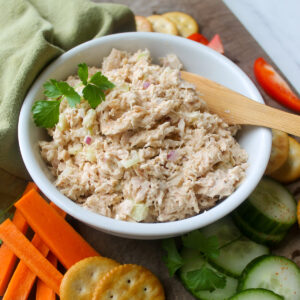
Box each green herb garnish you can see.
[161,239,184,277]
[32,63,115,128]
[77,63,89,85]
[32,100,61,128]
[182,230,220,260]
[162,231,227,292]
[185,265,226,292]
[43,79,81,108]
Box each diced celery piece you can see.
[68,144,82,155]
[82,109,96,128]
[57,113,68,131]
[121,153,140,168]
[131,204,148,222]
[86,147,96,162]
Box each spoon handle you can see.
[181,71,300,136]
[235,101,300,136]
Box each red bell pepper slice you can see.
[187,33,209,45]
[254,57,300,113]
[207,34,224,54]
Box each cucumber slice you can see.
[236,177,296,234]
[210,237,269,278]
[232,212,286,246]
[238,255,300,300]
[201,217,269,278]
[201,217,241,247]
[229,288,283,300]
[180,248,238,300]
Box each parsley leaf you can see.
[55,81,81,107]
[32,62,115,129]
[90,72,115,90]
[43,79,63,98]
[79,66,115,108]
[78,63,88,85]
[43,79,81,107]
[182,231,220,260]
[161,239,184,277]
[82,84,105,109]
[32,100,61,128]
[186,265,226,292]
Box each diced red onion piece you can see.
[167,150,177,161]
[85,136,92,145]
[143,81,151,89]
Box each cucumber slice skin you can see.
[201,216,269,278]
[180,248,238,300]
[236,177,296,234]
[208,237,269,278]
[236,199,290,234]
[232,212,286,246]
[229,288,283,300]
[200,216,241,248]
[238,255,300,300]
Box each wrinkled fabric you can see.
[0,0,135,204]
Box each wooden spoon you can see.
[181,71,300,136]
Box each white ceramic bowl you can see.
[18,32,272,239]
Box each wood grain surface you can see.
[3,1,300,299]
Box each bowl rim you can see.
[18,32,272,239]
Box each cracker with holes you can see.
[92,264,165,300]
[147,15,178,35]
[265,129,289,175]
[162,12,198,37]
[60,256,119,300]
[135,16,153,32]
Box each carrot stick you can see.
[22,182,39,195]
[50,202,65,217]
[0,245,17,297]
[3,204,66,300]
[15,189,99,269]
[3,234,49,300]
[0,220,63,295]
[0,211,28,296]
[36,252,57,300]
[0,182,38,295]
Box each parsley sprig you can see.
[32,63,115,128]
[78,63,115,109]
[162,231,227,293]
[162,239,184,277]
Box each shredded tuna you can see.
[39,49,248,222]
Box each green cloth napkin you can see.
[0,0,135,211]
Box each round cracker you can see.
[265,129,289,174]
[147,15,178,35]
[162,11,198,37]
[135,16,153,32]
[60,256,119,300]
[92,264,165,300]
[269,136,300,183]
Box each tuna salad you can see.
[39,49,248,222]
